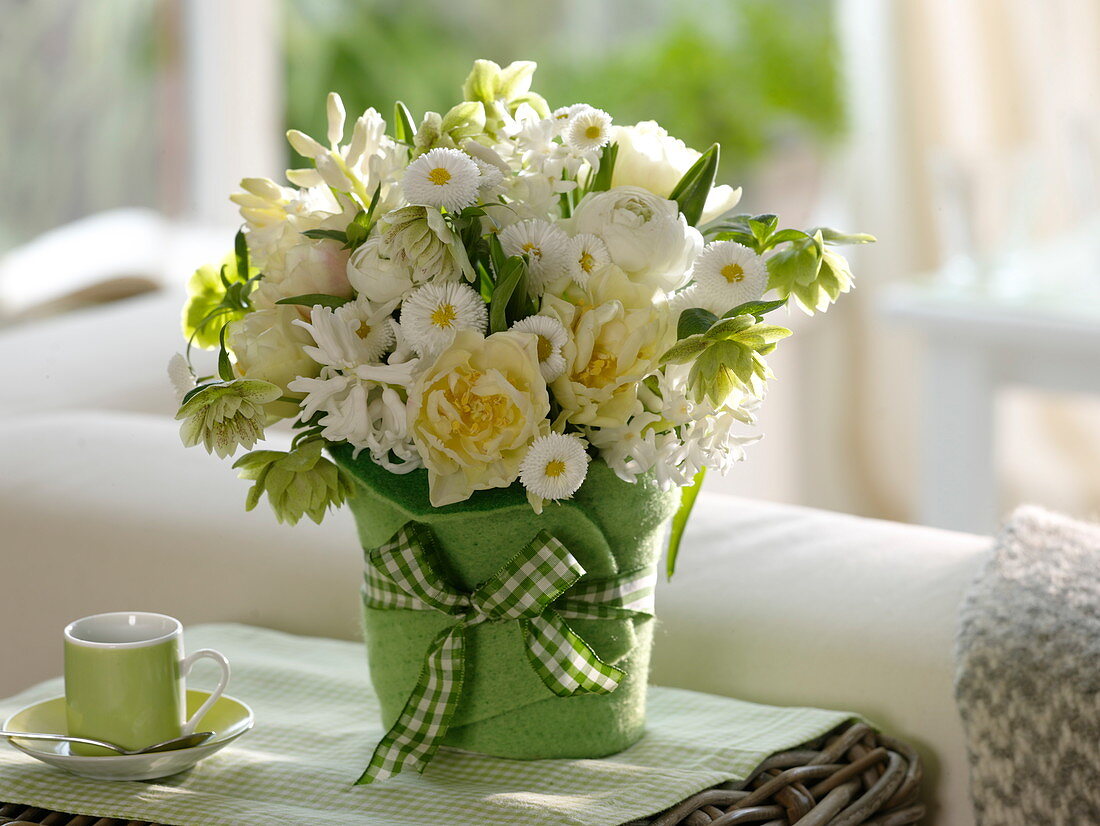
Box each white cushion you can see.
[0,290,215,418]
[655,495,989,824]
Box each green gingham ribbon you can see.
[357,522,657,784]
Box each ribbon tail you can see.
[522,609,624,698]
[356,624,466,784]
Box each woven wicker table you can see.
[0,721,924,825]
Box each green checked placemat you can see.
[0,624,852,826]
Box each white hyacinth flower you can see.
[518,432,590,510]
[498,219,570,292]
[293,299,397,371]
[402,147,481,213]
[691,241,769,314]
[564,106,613,152]
[565,233,610,286]
[585,410,662,484]
[399,282,488,357]
[511,314,568,382]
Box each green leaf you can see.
[301,228,348,244]
[589,142,618,192]
[677,307,718,339]
[713,230,759,248]
[748,214,778,244]
[217,326,234,382]
[394,101,415,144]
[488,256,527,333]
[814,227,877,246]
[766,229,811,247]
[489,233,508,278]
[669,143,719,227]
[722,297,788,321]
[275,293,352,309]
[667,467,705,579]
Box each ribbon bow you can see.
[357,522,656,784]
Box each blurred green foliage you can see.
[283,0,844,179]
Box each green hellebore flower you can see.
[176,379,281,459]
[660,314,791,406]
[233,440,351,526]
[766,229,867,315]
[182,252,256,349]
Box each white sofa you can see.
[0,292,990,824]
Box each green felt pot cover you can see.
[332,445,681,760]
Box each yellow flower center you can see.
[521,241,543,260]
[578,251,596,273]
[444,369,511,437]
[355,321,372,339]
[575,351,618,388]
[427,167,452,186]
[544,459,567,478]
[536,334,554,362]
[721,263,745,283]
[584,125,602,140]
[430,303,458,329]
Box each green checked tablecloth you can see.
[0,624,853,826]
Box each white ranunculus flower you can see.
[570,187,703,291]
[610,122,742,225]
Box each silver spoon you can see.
[0,729,215,755]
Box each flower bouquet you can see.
[171,59,872,783]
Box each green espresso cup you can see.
[64,612,230,756]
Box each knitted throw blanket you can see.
[955,506,1100,825]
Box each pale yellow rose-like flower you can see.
[407,329,550,507]
[610,121,742,225]
[227,306,320,419]
[540,264,672,428]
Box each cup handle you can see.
[179,648,231,735]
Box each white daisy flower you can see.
[498,219,570,292]
[399,282,488,356]
[691,241,769,314]
[402,147,481,213]
[294,299,397,371]
[565,233,610,286]
[551,103,588,135]
[511,315,568,382]
[472,157,505,195]
[519,432,590,507]
[564,107,613,152]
